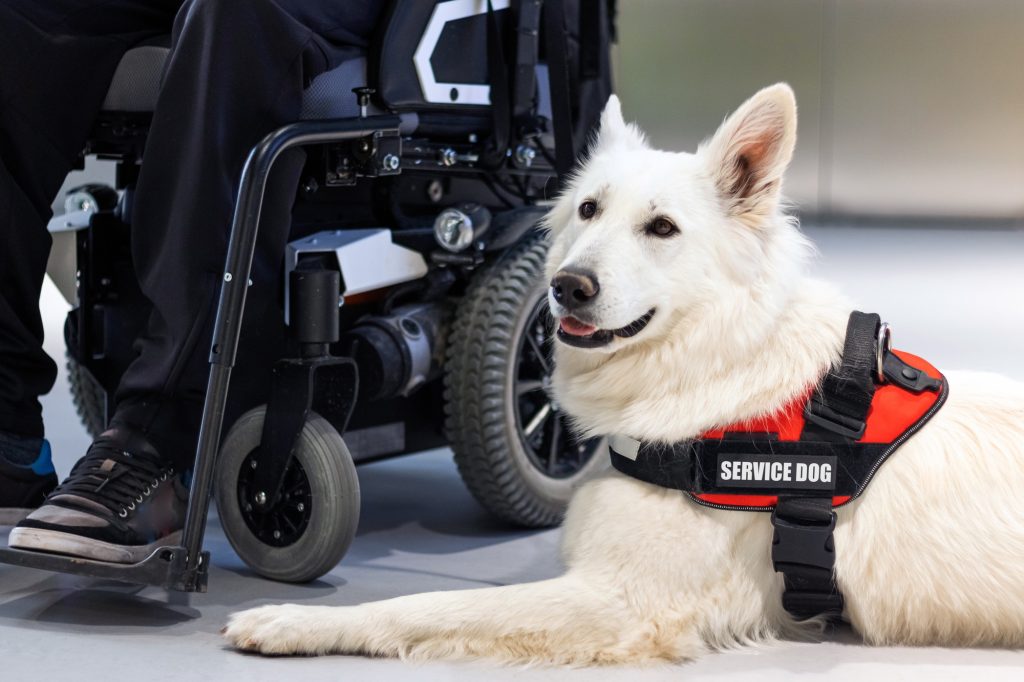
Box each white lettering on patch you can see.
[715,454,837,490]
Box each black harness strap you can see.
[772,497,844,619]
[803,312,879,440]
[774,313,881,621]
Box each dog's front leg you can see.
[223,573,672,664]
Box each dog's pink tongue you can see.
[559,316,597,336]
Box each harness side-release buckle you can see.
[770,507,837,571]
[803,398,866,440]
[771,497,844,619]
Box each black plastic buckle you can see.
[803,397,866,440]
[771,507,837,571]
[882,351,942,393]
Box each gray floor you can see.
[1,225,1023,680]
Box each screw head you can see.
[296,502,305,513]
[382,153,400,171]
[254,491,267,506]
[272,530,281,540]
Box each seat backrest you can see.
[373,0,513,111]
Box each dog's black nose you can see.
[551,269,600,309]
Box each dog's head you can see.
[544,84,808,360]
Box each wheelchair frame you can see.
[0,0,613,591]
[0,117,406,590]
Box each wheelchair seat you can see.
[101,37,381,120]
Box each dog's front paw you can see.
[223,604,336,655]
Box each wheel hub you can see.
[237,450,313,547]
[513,298,602,479]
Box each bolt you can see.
[296,502,305,513]
[272,530,281,540]
[352,86,375,118]
[382,153,400,171]
[255,491,267,506]
[439,148,457,167]
[250,460,257,469]
[224,272,233,282]
[514,144,537,168]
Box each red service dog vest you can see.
[609,312,948,620]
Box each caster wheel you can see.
[445,233,606,528]
[215,406,360,583]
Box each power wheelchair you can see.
[0,0,615,590]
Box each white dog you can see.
[223,84,1024,664]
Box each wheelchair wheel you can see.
[445,234,606,528]
[66,353,106,439]
[215,406,360,583]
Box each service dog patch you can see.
[716,454,837,491]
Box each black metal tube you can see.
[179,116,402,583]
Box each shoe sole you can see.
[7,527,184,564]
[0,509,33,526]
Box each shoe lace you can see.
[51,439,174,519]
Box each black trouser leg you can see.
[111,0,385,470]
[0,0,180,439]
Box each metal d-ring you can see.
[876,322,892,383]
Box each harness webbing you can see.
[607,311,947,621]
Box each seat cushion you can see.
[101,43,380,119]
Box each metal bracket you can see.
[327,129,402,185]
[250,356,359,508]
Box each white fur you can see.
[223,84,1024,663]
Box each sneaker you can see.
[8,427,187,563]
[0,439,58,525]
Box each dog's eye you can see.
[578,201,598,220]
[647,218,679,238]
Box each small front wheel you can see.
[215,406,360,583]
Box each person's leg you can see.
[11,0,386,559]
[0,0,179,521]
[112,0,387,472]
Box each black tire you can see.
[215,406,360,583]
[66,353,106,439]
[445,234,606,528]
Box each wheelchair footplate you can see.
[0,544,210,592]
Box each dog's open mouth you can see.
[556,309,656,348]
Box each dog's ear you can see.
[701,83,797,228]
[593,95,647,153]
